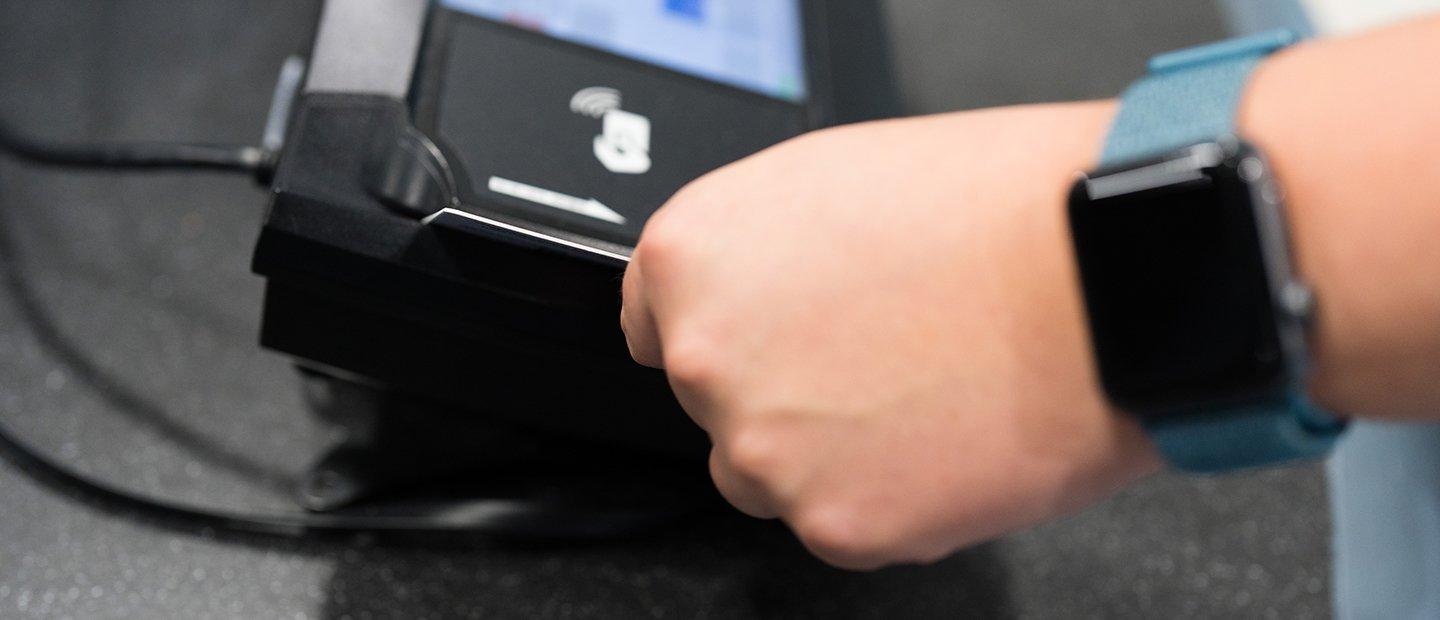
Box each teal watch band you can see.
[1102,29,1296,163]
[1100,30,1345,472]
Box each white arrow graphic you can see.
[487,176,627,225]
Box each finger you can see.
[709,446,781,520]
[620,250,664,368]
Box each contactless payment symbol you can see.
[570,86,652,175]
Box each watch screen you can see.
[1068,153,1285,415]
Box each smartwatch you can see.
[1067,30,1345,472]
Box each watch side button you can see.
[1261,181,1285,205]
[1239,156,1266,182]
[1280,281,1316,325]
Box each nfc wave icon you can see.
[570,86,651,175]
[569,86,622,118]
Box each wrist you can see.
[1240,19,1440,419]
[1034,100,1164,483]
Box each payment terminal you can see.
[252,0,896,458]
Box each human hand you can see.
[620,101,1161,569]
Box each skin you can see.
[620,16,1440,569]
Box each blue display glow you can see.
[441,0,806,102]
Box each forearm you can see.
[617,14,1440,567]
[1239,15,1440,420]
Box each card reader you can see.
[252,0,897,460]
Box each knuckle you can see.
[635,175,729,279]
[661,333,723,392]
[708,449,749,501]
[708,447,778,519]
[792,504,893,571]
[634,210,692,279]
[721,425,780,481]
[639,179,714,254]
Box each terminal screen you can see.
[441,0,807,102]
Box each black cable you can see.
[0,330,697,540]
[0,414,691,539]
[0,119,268,175]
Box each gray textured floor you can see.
[0,1,1330,618]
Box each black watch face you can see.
[1068,142,1288,416]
